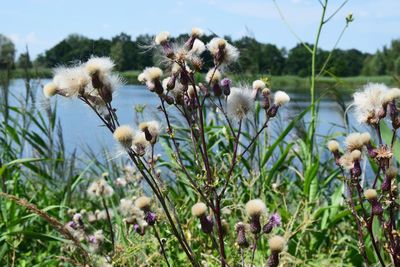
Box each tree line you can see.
[1,32,400,77]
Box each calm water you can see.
[6,79,366,155]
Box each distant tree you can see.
[110,33,137,71]
[44,34,92,66]
[234,36,261,74]
[17,51,32,69]
[0,34,16,69]
[394,56,400,76]
[285,43,312,76]
[259,44,285,75]
[365,51,387,75]
[327,49,365,76]
[135,34,155,69]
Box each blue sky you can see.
[2,0,399,57]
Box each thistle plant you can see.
[43,27,291,266]
[328,83,400,266]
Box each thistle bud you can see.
[235,222,249,248]
[267,104,279,118]
[261,88,271,110]
[221,78,231,96]
[192,203,213,234]
[364,189,383,215]
[263,213,281,234]
[382,166,397,191]
[350,150,362,178]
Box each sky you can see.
[2,0,400,58]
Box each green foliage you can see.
[0,34,16,69]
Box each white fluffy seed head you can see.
[383,88,400,103]
[268,235,286,252]
[135,196,151,211]
[252,80,266,91]
[351,149,362,160]
[43,82,58,98]
[139,121,161,143]
[190,39,206,55]
[155,31,170,45]
[138,73,146,83]
[345,133,364,152]
[132,132,149,156]
[274,91,290,106]
[364,189,378,200]
[87,179,114,198]
[191,27,204,38]
[191,202,208,217]
[339,153,354,170]
[353,83,389,124]
[53,66,90,97]
[205,68,221,83]
[327,140,340,152]
[113,125,134,147]
[245,199,266,217]
[227,87,254,120]
[85,57,115,76]
[142,67,163,82]
[360,132,371,145]
[206,37,239,64]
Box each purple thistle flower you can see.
[145,212,157,225]
[67,221,78,230]
[88,235,97,244]
[220,78,231,87]
[263,213,281,234]
[270,213,281,227]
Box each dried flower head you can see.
[364,189,378,200]
[339,153,354,170]
[141,67,163,82]
[350,149,362,160]
[190,39,206,55]
[135,196,151,211]
[139,120,161,144]
[119,198,134,216]
[85,57,115,76]
[113,125,134,148]
[245,199,266,217]
[252,80,266,91]
[327,140,340,152]
[191,27,204,38]
[273,91,290,106]
[268,235,286,252]
[344,133,364,152]
[206,37,239,65]
[53,66,90,97]
[205,68,222,84]
[155,31,170,45]
[227,87,254,120]
[353,83,388,125]
[43,82,59,98]
[87,179,114,198]
[360,132,371,145]
[383,88,400,103]
[191,202,208,218]
[132,132,149,156]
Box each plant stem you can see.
[102,197,115,252]
[153,225,171,267]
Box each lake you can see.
[5,79,367,156]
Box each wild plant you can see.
[328,83,400,266]
[43,28,292,266]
